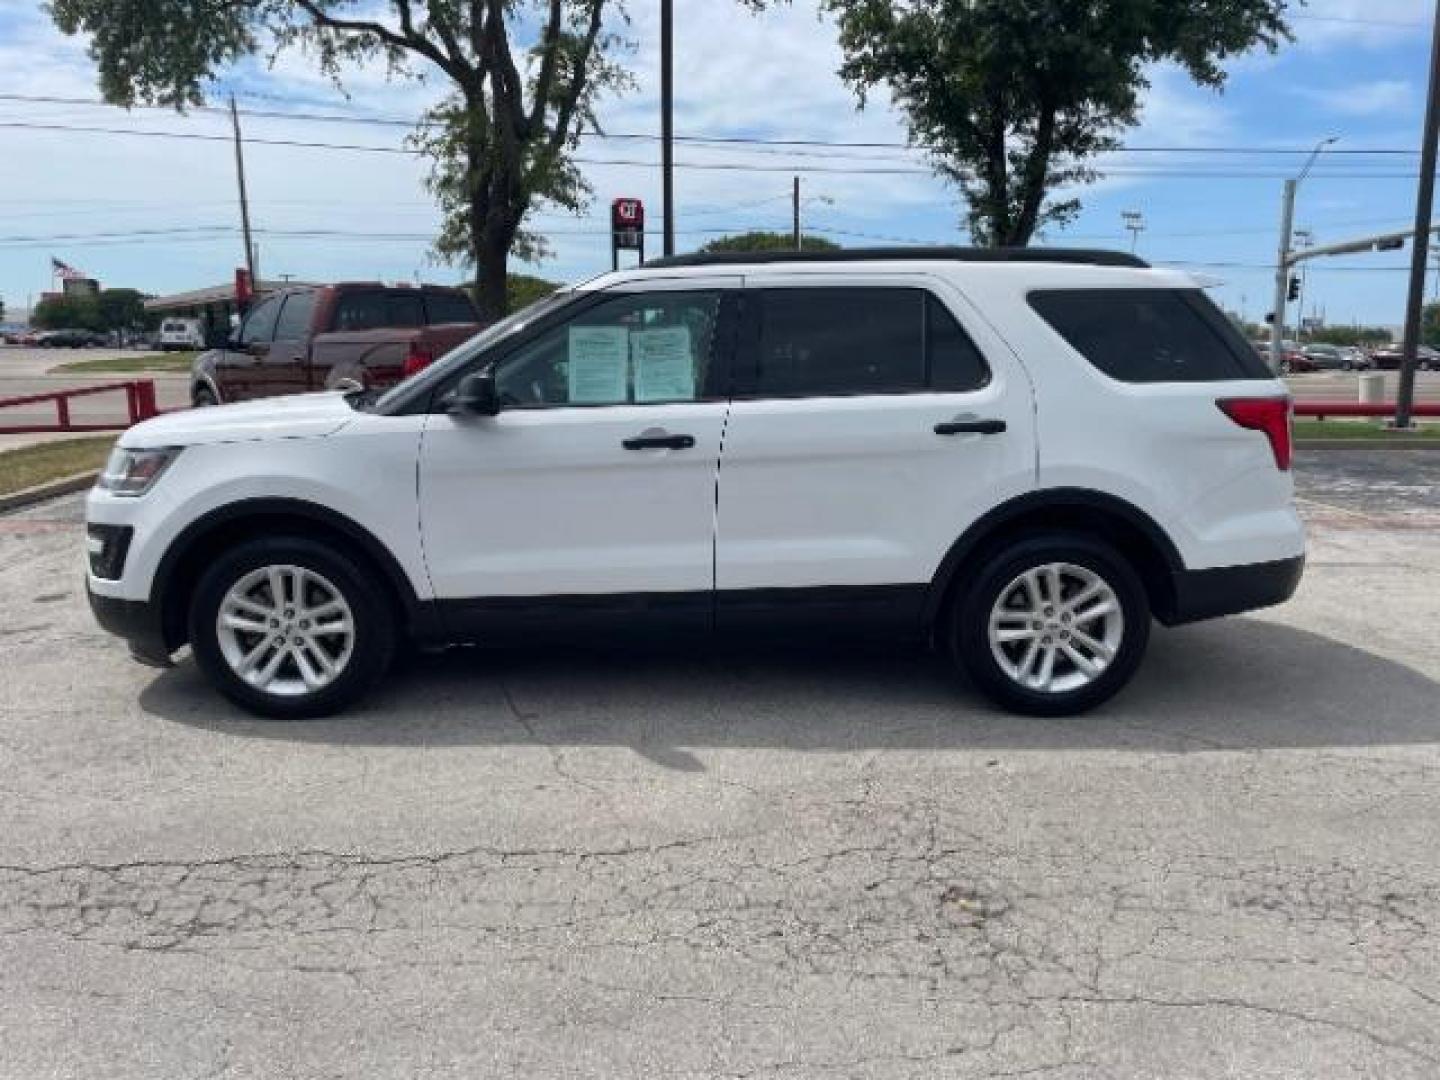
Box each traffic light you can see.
[1264,312,1275,324]
[1376,237,1405,251]
[1287,275,1301,301]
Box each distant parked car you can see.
[1369,344,1440,371]
[191,282,483,406]
[1300,343,1364,371]
[1253,339,1314,374]
[36,328,106,348]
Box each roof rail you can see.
[643,246,1149,270]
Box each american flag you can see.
[51,256,86,281]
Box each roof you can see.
[643,246,1149,270]
[144,280,315,313]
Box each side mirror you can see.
[452,371,500,416]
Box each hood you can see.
[118,392,357,449]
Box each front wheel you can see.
[949,534,1151,716]
[188,537,396,718]
[192,384,218,408]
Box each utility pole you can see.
[1121,209,1145,253]
[793,176,801,250]
[660,0,675,257]
[1397,1,1440,430]
[229,95,258,294]
[1268,180,1297,371]
[1294,229,1313,340]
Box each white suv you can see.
[86,249,1304,718]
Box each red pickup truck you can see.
[191,283,483,405]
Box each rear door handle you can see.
[623,432,696,450]
[934,418,1007,436]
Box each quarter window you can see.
[754,288,989,397]
[1029,289,1272,383]
[494,291,722,407]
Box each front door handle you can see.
[934,418,1007,436]
[623,432,696,450]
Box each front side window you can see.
[1029,288,1272,383]
[753,288,989,397]
[494,291,722,408]
[273,291,316,341]
[237,295,282,345]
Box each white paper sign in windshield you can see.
[632,327,695,403]
[567,326,629,404]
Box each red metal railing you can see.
[0,380,160,435]
[1294,400,1440,420]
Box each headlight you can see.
[97,446,182,497]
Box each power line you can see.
[0,92,1422,156]
[0,120,1427,180]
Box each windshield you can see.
[373,289,577,414]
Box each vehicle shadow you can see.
[138,616,1440,764]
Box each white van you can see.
[158,318,205,351]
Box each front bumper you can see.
[86,583,173,668]
[1161,554,1305,626]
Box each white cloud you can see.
[1296,79,1414,116]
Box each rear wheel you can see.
[192,385,218,408]
[188,536,396,718]
[949,533,1150,716]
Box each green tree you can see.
[96,288,153,333]
[1309,326,1394,347]
[698,231,841,254]
[1423,303,1440,348]
[467,273,562,311]
[49,1,632,319]
[31,293,103,331]
[506,273,561,310]
[818,0,1290,245]
[0,294,6,323]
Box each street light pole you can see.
[1121,210,1145,253]
[1395,0,1440,429]
[1269,137,1336,372]
[660,0,675,257]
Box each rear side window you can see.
[425,291,478,324]
[753,288,989,397]
[1029,289,1271,382]
[333,291,423,331]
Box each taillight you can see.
[1217,397,1292,471]
[402,342,435,378]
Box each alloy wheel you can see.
[215,564,355,697]
[987,562,1125,695]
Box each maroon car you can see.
[191,283,483,405]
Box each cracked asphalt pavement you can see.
[2,449,1439,1078]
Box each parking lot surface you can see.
[2,451,1439,1079]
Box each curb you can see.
[1296,440,1440,451]
[0,471,98,514]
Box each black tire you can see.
[1279,360,1292,375]
[1342,360,1353,371]
[188,536,396,719]
[948,532,1151,717]
[192,385,218,408]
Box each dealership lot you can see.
[1,452,1439,1078]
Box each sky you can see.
[0,0,1436,328]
